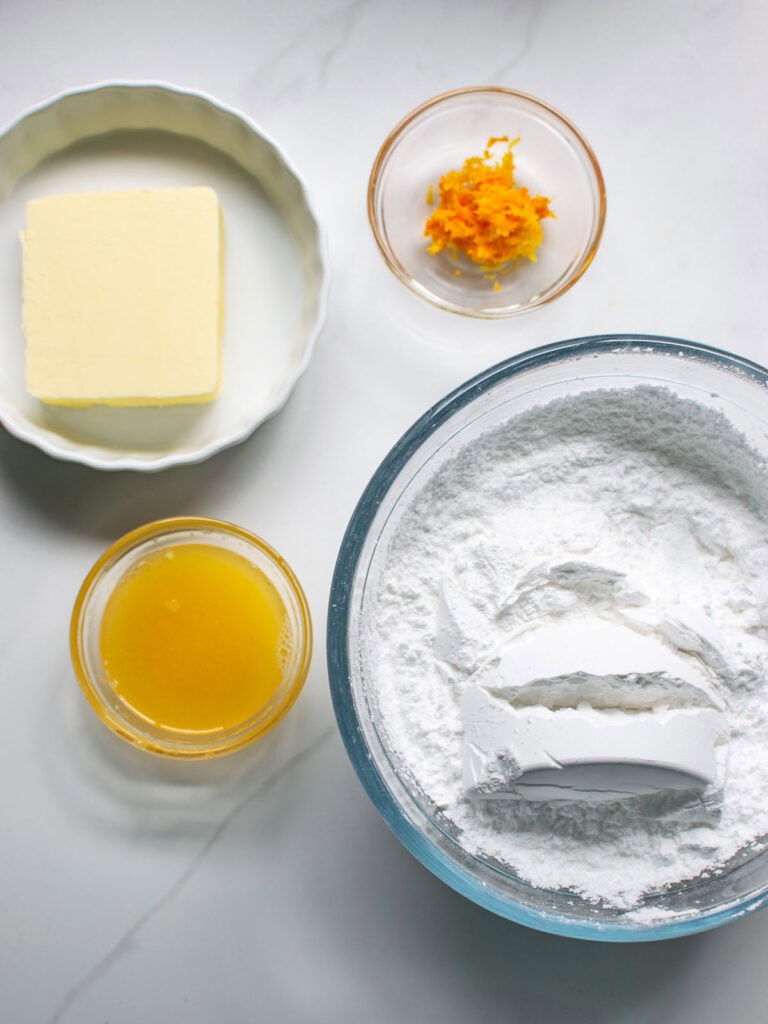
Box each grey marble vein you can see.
[46,725,336,1024]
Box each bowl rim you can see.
[367,85,607,318]
[327,333,768,940]
[71,515,313,758]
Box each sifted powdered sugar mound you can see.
[364,386,768,910]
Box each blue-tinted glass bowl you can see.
[328,335,768,941]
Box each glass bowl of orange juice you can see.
[71,517,312,757]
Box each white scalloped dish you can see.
[0,83,329,471]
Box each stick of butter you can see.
[22,187,224,406]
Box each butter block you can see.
[22,187,224,406]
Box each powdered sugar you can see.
[364,385,768,911]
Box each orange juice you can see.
[99,543,287,733]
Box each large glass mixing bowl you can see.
[328,335,768,941]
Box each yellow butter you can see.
[22,187,224,406]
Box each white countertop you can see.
[1,1,767,1021]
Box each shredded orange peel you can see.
[424,136,554,289]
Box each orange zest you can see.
[424,136,554,286]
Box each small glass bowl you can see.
[368,86,606,318]
[71,517,312,758]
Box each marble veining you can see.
[1,1,767,1021]
[48,726,337,1024]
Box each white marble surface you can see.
[1,1,767,1021]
